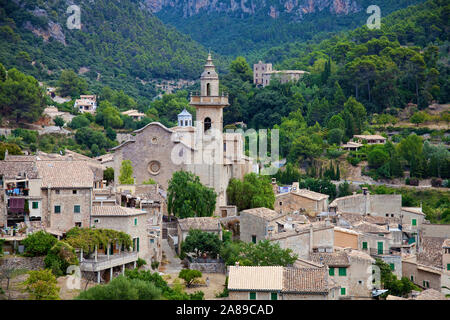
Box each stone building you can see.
[239,207,284,244]
[90,206,149,261]
[253,61,273,86]
[74,95,97,114]
[310,248,375,299]
[112,54,253,213]
[274,182,329,216]
[227,266,339,300]
[353,134,386,145]
[176,217,222,254]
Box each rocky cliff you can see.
[143,0,362,19]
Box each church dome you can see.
[177,108,192,127]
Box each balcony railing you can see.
[5,188,29,196]
[80,251,138,272]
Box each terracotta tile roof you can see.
[415,289,448,300]
[4,155,37,161]
[401,207,425,216]
[352,221,390,234]
[310,251,350,267]
[91,205,146,216]
[346,249,375,262]
[277,188,329,201]
[282,267,328,293]
[417,236,445,268]
[178,217,221,232]
[240,207,282,221]
[36,160,94,188]
[0,160,39,179]
[228,266,283,291]
[354,134,386,140]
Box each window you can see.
[391,214,394,217]
[32,202,39,209]
[150,239,154,244]
[340,288,346,295]
[377,242,383,254]
[94,219,99,223]
[55,190,60,195]
[75,222,81,227]
[73,190,77,194]
[270,292,277,300]
[329,268,335,276]
[279,202,282,206]
[423,280,430,288]
[410,275,414,282]
[134,218,138,226]
[362,242,368,250]
[251,235,256,244]
[74,205,80,213]
[390,263,395,271]
[412,219,417,226]
[54,205,61,214]
[338,268,347,276]
[136,238,139,252]
[447,264,450,271]
[204,117,211,132]
[249,292,256,300]
[386,214,389,217]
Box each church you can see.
[112,54,253,212]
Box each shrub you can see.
[44,241,79,276]
[76,276,162,300]
[23,231,57,257]
[22,269,60,300]
[409,178,419,186]
[136,258,147,268]
[151,261,159,270]
[178,269,202,288]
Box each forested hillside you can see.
[150,0,425,56]
[0,0,218,100]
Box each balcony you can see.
[80,251,138,272]
[5,188,29,197]
[190,94,229,106]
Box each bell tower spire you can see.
[190,53,228,133]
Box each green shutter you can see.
[390,263,395,271]
[340,288,346,295]
[270,292,277,300]
[54,205,61,214]
[137,237,139,252]
[32,202,38,209]
[252,235,256,244]
[410,275,414,282]
[134,218,137,226]
[412,219,417,226]
[249,292,256,300]
[329,268,335,276]
[339,267,347,276]
[362,242,367,249]
[447,264,450,271]
[377,242,383,254]
[74,205,80,213]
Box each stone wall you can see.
[188,261,226,273]
[0,256,45,271]
[420,223,450,238]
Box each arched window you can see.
[206,83,211,96]
[204,117,211,132]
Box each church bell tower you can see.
[190,53,229,133]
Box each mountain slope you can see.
[145,0,426,56]
[0,0,219,100]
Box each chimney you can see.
[309,224,314,253]
[235,261,239,268]
[292,182,299,192]
[271,178,278,194]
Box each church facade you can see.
[112,54,253,212]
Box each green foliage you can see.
[227,173,275,211]
[375,258,420,298]
[103,167,114,185]
[68,115,91,130]
[368,148,389,169]
[0,142,22,160]
[136,258,147,268]
[167,171,217,218]
[53,116,65,128]
[142,178,156,185]
[220,240,297,267]
[23,231,57,257]
[0,68,45,123]
[57,70,88,98]
[44,241,79,277]
[65,227,132,254]
[23,269,59,300]
[118,160,134,185]
[178,269,202,288]
[338,181,352,197]
[76,275,162,300]
[181,229,222,259]
[327,128,344,145]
